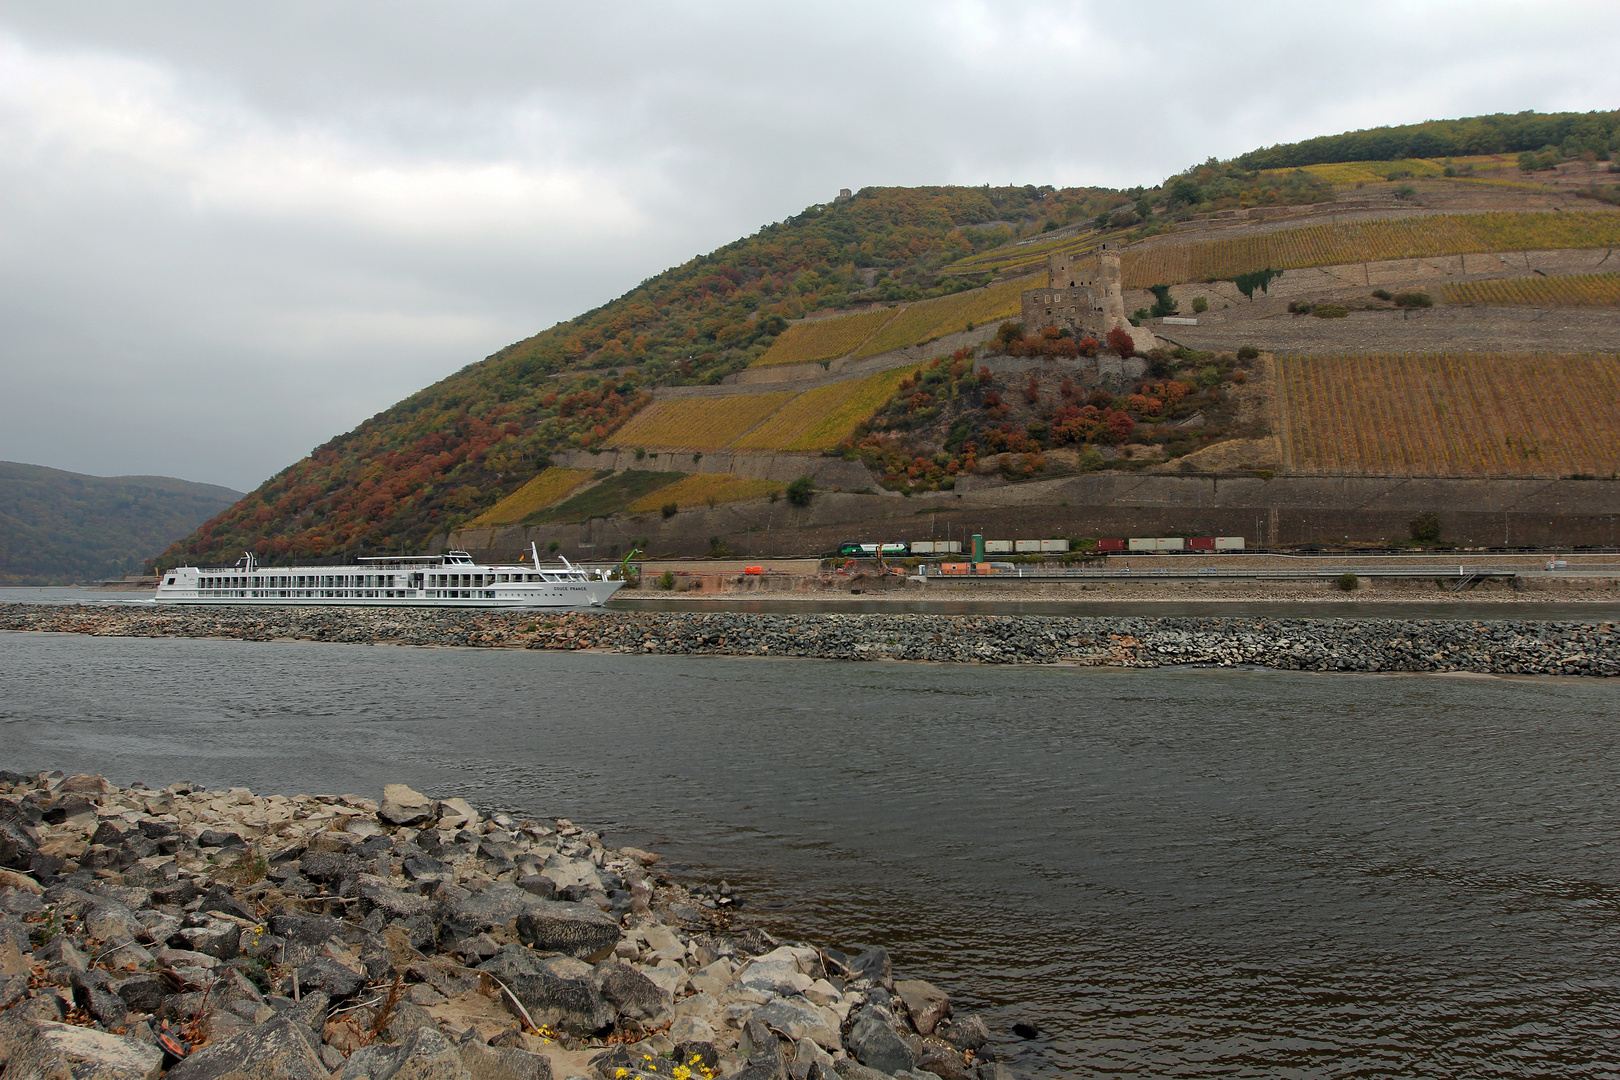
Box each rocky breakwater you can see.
[4,603,1619,675]
[0,771,1004,1080]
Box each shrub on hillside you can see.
[1409,512,1443,544]
[786,476,815,507]
[1393,291,1434,308]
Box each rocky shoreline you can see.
[2,603,1617,675]
[0,771,1000,1080]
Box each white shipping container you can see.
[910,541,937,554]
[1214,536,1245,550]
[1039,539,1070,553]
[1014,540,1041,553]
[910,541,962,555]
[1157,537,1185,551]
[984,540,1014,554]
[1127,538,1155,552]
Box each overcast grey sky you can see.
[2,1,1616,491]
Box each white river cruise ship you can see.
[154,545,625,608]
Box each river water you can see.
[4,630,1620,1077]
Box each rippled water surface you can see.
[4,631,1620,1077]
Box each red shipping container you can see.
[1097,539,1126,552]
[1187,538,1216,550]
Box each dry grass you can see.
[753,307,899,367]
[1277,352,1620,476]
[606,393,795,451]
[469,468,598,526]
[1443,272,1620,308]
[732,367,914,451]
[1123,212,1620,287]
[625,473,782,512]
[852,278,1037,359]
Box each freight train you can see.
[835,536,1245,557]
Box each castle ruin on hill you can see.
[1020,240,1156,352]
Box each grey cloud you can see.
[0,0,1616,489]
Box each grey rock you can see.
[114,973,168,1013]
[894,979,950,1036]
[916,1048,973,1080]
[284,956,365,1001]
[197,829,245,848]
[403,856,453,889]
[481,953,614,1036]
[299,850,360,886]
[1,1014,162,1079]
[359,875,430,919]
[849,948,891,988]
[594,960,670,1021]
[198,885,258,922]
[514,875,557,900]
[170,915,242,961]
[460,1039,554,1080]
[938,1014,989,1052]
[379,784,436,828]
[84,902,142,944]
[165,1016,328,1080]
[516,902,620,960]
[846,1006,916,1076]
[753,999,837,1049]
[449,883,541,933]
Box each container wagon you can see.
[909,540,963,555]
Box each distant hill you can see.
[0,462,242,585]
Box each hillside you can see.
[0,462,241,585]
[162,109,1620,566]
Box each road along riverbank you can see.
[0,770,996,1080]
[2,603,1615,675]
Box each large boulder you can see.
[751,998,839,1051]
[479,950,614,1036]
[339,1025,469,1080]
[0,1012,163,1080]
[594,959,671,1022]
[459,1040,552,1080]
[379,785,436,828]
[358,875,429,920]
[0,804,39,871]
[514,901,620,960]
[845,1007,916,1076]
[894,979,950,1036]
[448,884,540,934]
[165,1016,327,1080]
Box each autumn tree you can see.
[1106,327,1135,358]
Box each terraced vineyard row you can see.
[1443,272,1620,307]
[1264,158,1445,185]
[852,277,1037,359]
[753,306,899,367]
[611,367,913,455]
[1123,212,1620,287]
[624,473,782,512]
[732,368,913,451]
[607,392,795,451]
[1278,352,1620,476]
[942,230,1102,277]
[468,467,599,526]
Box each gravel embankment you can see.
[1,771,994,1079]
[3,604,1616,676]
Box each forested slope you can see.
[0,462,241,584]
